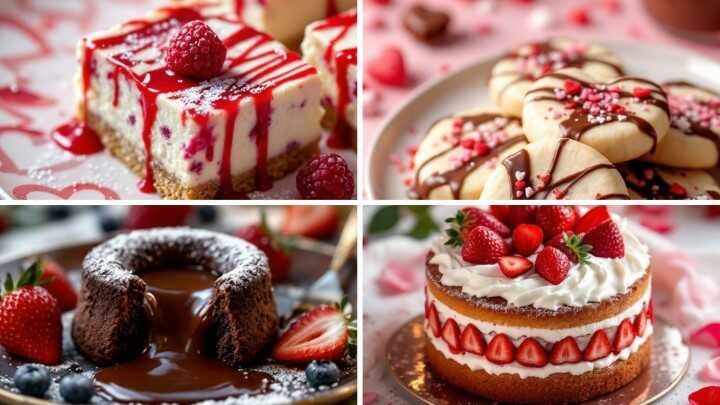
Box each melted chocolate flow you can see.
[94,268,271,404]
[526,73,668,153]
[502,138,629,200]
[410,113,523,199]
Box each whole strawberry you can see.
[236,210,292,282]
[0,261,62,365]
[582,219,624,258]
[445,207,510,246]
[166,21,227,80]
[535,246,573,285]
[39,259,77,312]
[505,205,537,228]
[535,206,578,240]
[461,226,509,264]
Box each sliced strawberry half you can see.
[648,300,654,323]
[512,224,543,256]
[271,305,348,363]
[574,206,611,234]
[613,319,635,354]
[635,306,648,337]
[460,324,485,356]
[498,256,533,278]
[584,330,611,361]
[486,333,515,364]
[550,336,582,365]
[441,318,462,354]
[582,219,624,258]
[516,338,548,367]
[427,303,441,337]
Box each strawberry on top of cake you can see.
[432,206,649,310]
[424,205,653,403]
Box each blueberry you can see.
[98,214,121,233]
[196,206,218,224]
[47,206,71,221]
[305,360,341,388]
[59,374,94,404]
[13,364,50,398]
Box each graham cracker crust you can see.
[87,112,320,200]
[426,335,651,403]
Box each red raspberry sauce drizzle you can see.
[75,6,315,195]
[312,11,357,149]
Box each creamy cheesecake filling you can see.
[425,320,652,379]
[427,286,651,346]
[302,10,357,132]
[76,5,323,190]
[430,219,650,310]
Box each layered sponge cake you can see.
[424,206,652,403]
[75,4,324,199]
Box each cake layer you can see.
[302,10,357,148]
[76,4,323,196]
[429,218,650,311]
[230,0,356,46]
[426,284,651,343]
[426,335,651,402]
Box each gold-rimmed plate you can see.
[386,315,689,404]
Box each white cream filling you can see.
[426,321,652,379]
[428,284,650,345]
[430,218,650,310]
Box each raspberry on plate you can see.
[165,21,227,80]
[297,153,355,199]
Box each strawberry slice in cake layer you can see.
[72,4,324,199]
[424,205,653,403]
[302,9,357,149]
[183,0,357,47]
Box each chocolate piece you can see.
[72,228,278,369]
[403,4,450,42]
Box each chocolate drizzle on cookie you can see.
[617,161,719,200]
[493,40,625,101]
[662,81,720,166]
[410,113,525,199]
[526,73,669,153]
[502,138,629,200]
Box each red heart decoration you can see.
[0,125,84,175]
[12,182,119,200]
[689,386,720,405]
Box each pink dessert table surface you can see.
[362,0,720,187]
[0,0,356,200]
[363,206,720,405]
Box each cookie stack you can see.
[410,38,720,200]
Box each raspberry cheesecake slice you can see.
[74,4,323,199]
[207,0,356,47]
[424,206,652,403]
[302,10,357,149]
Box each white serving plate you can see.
[367,40,720,200]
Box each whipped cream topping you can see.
[430,219,650,310]
[425,321,653,379]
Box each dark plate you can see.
[0,235,357,404]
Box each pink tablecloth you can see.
[362,206,720,404]
[362,0,720,154]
